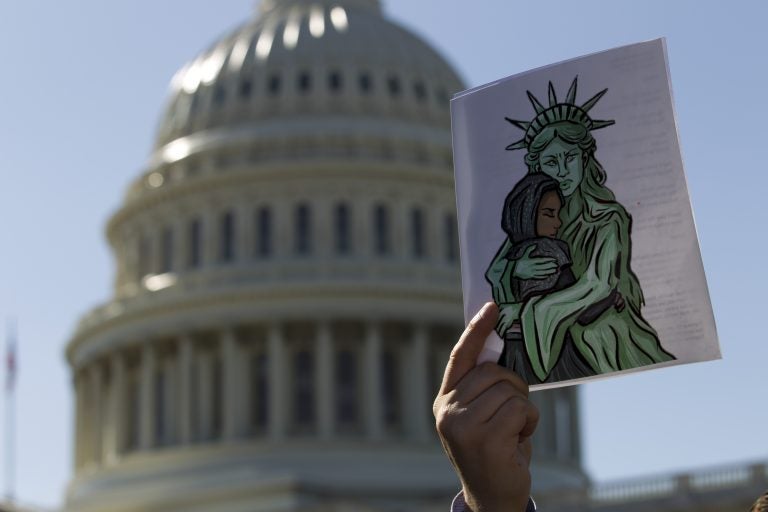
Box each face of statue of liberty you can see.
[537,138,584,197]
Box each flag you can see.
[6,320,16,393]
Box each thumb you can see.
[522,245,535,258]
[439,302,499,394]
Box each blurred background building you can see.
[62,0,765,511]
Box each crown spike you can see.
[591,120,616,130]
[506,139,528,151]
[581,88,609,113]
[505,117,530,132]
[526,91,545,114]
[548,82,557,107]
[565,76,578,104]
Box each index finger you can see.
[439,302,499,395]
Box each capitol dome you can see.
[65,1,586,511]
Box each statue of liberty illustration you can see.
[486,77,676,384]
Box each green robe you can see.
[488,196,674,382]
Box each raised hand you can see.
[433,303,539,512]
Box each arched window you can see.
[268,74,281,95]
[413,81,427,102]
[328,70,342,93]
[373,204,390,255]
[293,350,315,429]
[444,213,458,263]
[295,203,312,255]
[359,72,372,94]
[335,349,359,428]
[188,218,202,268]
[220,211,236,263]
[410,208,425,259]
[160,227,173,273]
[387,76,401,97]
[255,207,272,257]
[239,78,253,98]
[249,351,269,432]
[334,203,351,255]
[298,71,311,94]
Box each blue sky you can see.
[0,0,766,508]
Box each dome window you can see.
[294,203,312,255]
[328,71,343,93]
[188,218,202,268]
[387,76,401,97]
[268,74,281,95]
[436,87,449,107]
[410,208,425,259]
[359,73,372,94]
[219,211,236,263]
[239,78,253,98]
[298,71,312,94]
[373,204,390,255]
[334,203,351,254]
[255,207,272,258]
[413,81,427,102]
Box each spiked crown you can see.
[505,76,615,151]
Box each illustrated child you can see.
[492,173,624,384]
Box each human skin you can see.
[433,302,539,512]
[535,189,562,238]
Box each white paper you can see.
[451,39,720,389]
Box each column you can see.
[222,329,246,441]
[106,352,125,463]
[267,324,287,440]
[163,357,177,445]
[178,335,193,444]
[316,322,333,439]
[139,343,156,450]
[407,324,430,441]
[364,322,384,440]
[197,350,213,441]
[89,364,103,466]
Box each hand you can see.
[496,303,522,335]
[433,303,539,512]
[512,245,557,280]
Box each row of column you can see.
[74,321,437,472]
[115,199,459,292]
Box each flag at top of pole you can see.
[6,319,16,393]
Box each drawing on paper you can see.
[485,77,676,384]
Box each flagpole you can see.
[5,318,16,505]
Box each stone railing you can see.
[588,460,768,504]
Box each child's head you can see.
[502,174,565,243]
